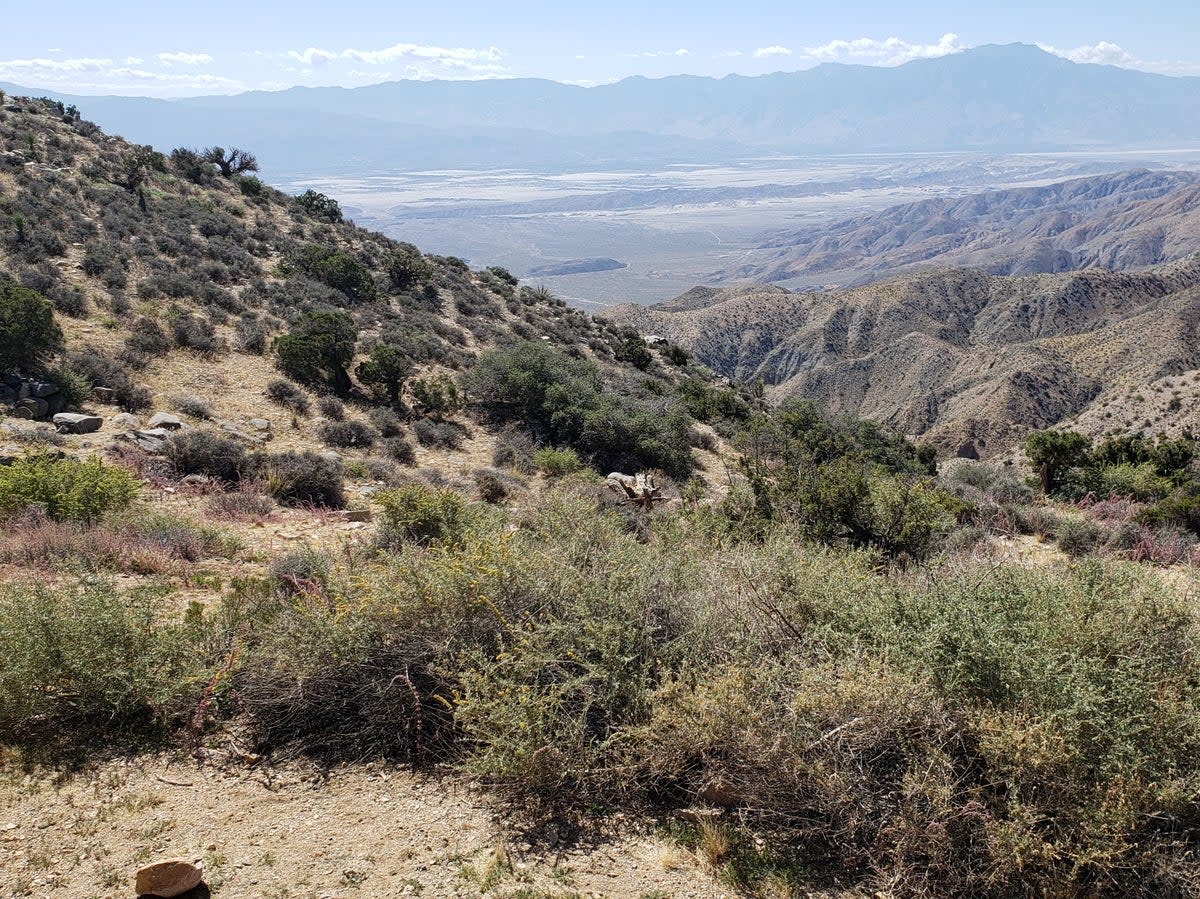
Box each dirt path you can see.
[1,756,730,899]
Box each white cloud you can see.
[0,55,244,96]
[1035,40,1200,75]
[126,56,144,65]
[1037,40,1137,67]
[287,42,505,76]
[803,33,963,66]
[753,46,792,58]
[156,51,214,66]
[625,48,690,59]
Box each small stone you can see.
[91,387,116,403]
[135,859,203,897]
[52,413,103,434]
[248,418,271,431]
[338,509,372,523]
[147,412,185,431]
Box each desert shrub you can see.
[170,312,222,354]
[1138,483,1200,534]
[368,407,404,437]
[413,418,466,449]
[165,431,247,483]
[319,419,376,448]
[473,468,513,503]
[356,344,412,404]
[492,427,538,474]
[170,392,213,420]
[408,373,461,418]
[316,395,345,421]
[942,461,1033,504]
[47,284,87,317]
[268,546,331,596]
[265,378,310,415]
[273,310,357,395]
[1056,514,1104,557]
[294,189,342,223]
[234,314,271,354]
[286,245,376,303]
[0,275,62,371]
[0,455,138,523]
[533,447,583,477]
[386,247,433,291]
[0,508,237,574]
[255,450,346,508]
[66,348,152,412]
[0,580,204,753]
[376,484,469,547]
[206,488,274,522]
[465,341,696,479]
[1079,461,1171,502]
[382,436,417,465]
[125,315,172,357]
[613,335,653,370]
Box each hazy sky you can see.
[4,0,1199,97]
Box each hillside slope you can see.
[608,260,1200,454]
[719,169,1200,287]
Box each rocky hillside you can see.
[720,170,1200,288]
[608,258,1200,455]
[0,93,722,478]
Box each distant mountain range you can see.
[608,255,1200,455]
[5,44,1200,177]
[719,170,1200,287]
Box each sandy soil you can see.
[1,756,731,899]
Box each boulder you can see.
[30,381,58,399]
[91,387,116,403]
[217,420,264,444]
[605,471,664,509]
[134,858,203,897]
[248,418,271,432]
[147,412,185,431]
[53,413,103,434]
[118,429,170,453]
[16,397,49,419]
[111,412,141,430]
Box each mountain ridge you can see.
[720,169,1200,287]
[606,257,1200,454]
[5,44,1200,176]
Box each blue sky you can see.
[4,0,1199,97]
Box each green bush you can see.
[533,447,583,477]
[166,430,247,482]
[0,580,204,752]
[294,189,342,223]
[319,419,376,449]
[273,310,357,395]
[0,455,139,523]
[265,378,311,414]
[256,450,346,508]
[0,275,62,372]
[376,484,469,547]
[286,245,376,303]
[464,341,696,479]
[1055,514,1104,557]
